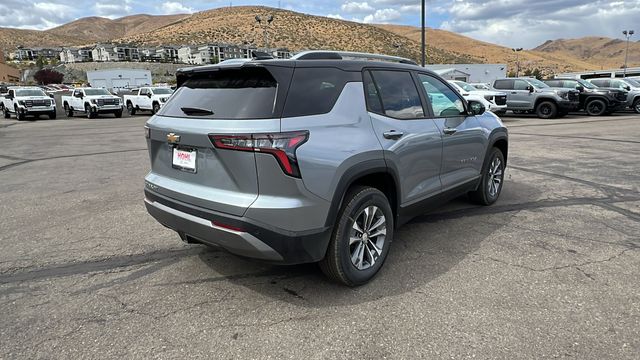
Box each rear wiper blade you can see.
[181,107,214,116]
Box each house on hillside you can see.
[59,47,93,63]
[92,44,140,62]
[12,47,61,61]
[155,46,178,63]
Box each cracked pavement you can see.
[0,113,638,359]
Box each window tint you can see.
[514,80,530,90]
[282,68,347,118]
[140,88,148,95]
[159,67,278,119]
[590,79,609,87]
[370,70,424,119]
[363,71,383,114]
[493,79,514,90]
[419,74,466,117]
[611,80,628,89]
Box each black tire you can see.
[65,104,73,117]
[3,107,9,119]
[16,106,25,121]
[536,101,558,119]
[633,98,640,114]
[585,99,607,116]
[85,104,96,119]
[469,148,505,206]
[48,111,56,120]
[127,102,136,115]
[114,110,122,118]
[152,102,160,114]
[319,186,394,286]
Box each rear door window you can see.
[514,80,530,90]
[369,70,424,119]
[160,67,279,119]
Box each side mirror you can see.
[147,93,152,98]
[48,94,54,98]
[625,85,631,91]
[576,85,585,92]
[527,85,534,93]
[468,100,486,116]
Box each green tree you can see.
[507,70,517,78]
[531,68,543,80]
[35,55,47,69]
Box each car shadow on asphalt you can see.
[195,180,541,307]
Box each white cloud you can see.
[160,1,194,15]
[341,2,374,13]
[362,8,402,23]
[327,14,346,20]
[94,0,133,19]
[439,0,640,48]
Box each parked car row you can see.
[0,85,174,120]
[465,76,640,119]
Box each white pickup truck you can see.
[1,87,57,120]
[123,87,174,115]
[61,87,123,118]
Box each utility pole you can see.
[623,30,635,78]
[512,48,523,77]
[421,0,426,66]
[255,15,274,50]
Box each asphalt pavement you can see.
[0,112,638,359]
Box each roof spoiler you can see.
[291,50,418,65]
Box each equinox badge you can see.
[167,133,180,144]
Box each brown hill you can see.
[376,24,602,74]
[47,14,189,43]
[0,27,85,50]
[534,37,640,69]
[119,6,476,64]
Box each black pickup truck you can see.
[544,78,627,116]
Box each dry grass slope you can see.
[534,37,640,69]
[119,6,477,64]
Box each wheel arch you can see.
[534,97,558,109]
[325,160,401,229]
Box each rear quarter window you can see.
[282,68,349,118]
[493,79,514,90]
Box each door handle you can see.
[383,130,404,139]
[511,92,518,94]
[443,127,457,135]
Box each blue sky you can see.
[1,1,640,48]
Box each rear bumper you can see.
[144,190,332,265]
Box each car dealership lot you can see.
[0,114,638,359]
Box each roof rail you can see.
[291,50,418,66]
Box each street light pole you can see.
[512,48,523,77]
[623,30,635,78]
[421,0,426,67]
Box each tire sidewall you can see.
[586,99,606,116]
[480,149,505,205]
[634,99,640,114]
[536,101,557,119]
[334,189,394,286]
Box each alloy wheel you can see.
[487,157,503,197]
[349,206,386,271]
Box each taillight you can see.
[209,131,309,178]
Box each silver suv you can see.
[144,51,508,286]
[493,77,580,118]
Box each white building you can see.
[425,64,507,84]
[555,67,640,79]
[92,45,140,62]
[87,69,152,92]
[59,48,93,63]
[177,46,198,64]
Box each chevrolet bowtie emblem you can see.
[167,133,180,144]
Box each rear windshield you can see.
[159,67,278,119]
[152,88,173,95]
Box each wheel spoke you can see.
[352,219,364,234]
[349,236,361,245]
[351,242,363,268]
[357,243,365,269]
[369,240,383,255]
[364,206,376,230]
[369,228,386,239]
[365,245,376,266]
[369,216,386,232]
